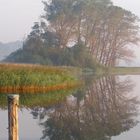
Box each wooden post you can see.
[8,95,19,140]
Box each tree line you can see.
[5,0,140,68]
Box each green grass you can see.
[0,63,81,94]
[90,66,140,75]
[108,67,140,75]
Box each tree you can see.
[5,0,140,67]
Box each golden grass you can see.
[0,63,81,94]
[109,67,140,75]
[0,82,82,94]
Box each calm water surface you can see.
[0,75,140,140]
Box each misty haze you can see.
[1,0,140,140]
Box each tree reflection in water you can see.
[31,76,139,140]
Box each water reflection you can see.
[0,89,76,108]
[31,76,139,140]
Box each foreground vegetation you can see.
[0,64,81,94]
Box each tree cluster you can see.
[5,0,140,67]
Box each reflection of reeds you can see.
[0,89,79,108]
[0,82,82,94]
[0,64,81,94]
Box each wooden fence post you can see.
[8,95,19,140]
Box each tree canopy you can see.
[5,0,140,67]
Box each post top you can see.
[8,94,19,99]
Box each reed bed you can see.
[0,63,80,94]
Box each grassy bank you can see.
[86,66,140,76]
[108,67,140,75]
[0,63,81,94]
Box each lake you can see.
[0,75,140,140]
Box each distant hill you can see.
[0,41,22,61]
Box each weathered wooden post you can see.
[8,95,19,140]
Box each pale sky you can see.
[112,0,140,66]
[113,0,140,15]
[0,0,140,43]
[0,0,43,43]
[0,0,140,65]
